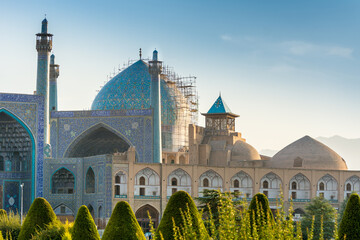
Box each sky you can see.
[0,0,359,160]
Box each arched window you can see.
[136,205,159,233]
[319,182,325,191]
[140,176,146,185]
[203,178,209,187]
[171,159,175,164]
[346,183,352,191]
[263,180,269,189]
[88,204,94,219]
[86,168,95,193]
[171,178,177,186]
[234,179,240,188]
[291,182,297,190]
[115,175,120,184]
[52,168,75,194]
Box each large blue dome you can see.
[91,60,179,150]
[92,60,174,117]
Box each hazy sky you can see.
[0,1,359,156]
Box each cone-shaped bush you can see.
[0,210,6,218]
[248,193,274,234]
[338,193,360,240]
[102,201,145,240]
[155,191,208,240]
[71,205,100,240]
[18,197,57,240]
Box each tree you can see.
[71,205,100,240]
[18,197,57,240]
[197,189,241,228]
[155,191,208,240]
[301,197,336,240]
[248,193,274,238]
[338,193,360,240]
[102,201,145,240]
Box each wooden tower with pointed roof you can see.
[201,95,239,136]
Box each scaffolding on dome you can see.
[99,59,199,152]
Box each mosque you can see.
[0,19,359,231]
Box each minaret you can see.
[49,54,60,113]
[36,18,53,143]
[149,50,162,163]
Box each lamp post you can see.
[20,183,24,224]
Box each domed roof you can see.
[231,140,261,161]
[91,60,175,120]
[271,135,347,170]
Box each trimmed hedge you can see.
[338,193,360,240]
[0,210,6,218]
[31,222,65,240]
[71,205,100,240]
[18,197,57,240]
[102,201,145,240]
[248,193,274,234]
[155,191,208,240]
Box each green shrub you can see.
[71,206,99,240]
[155,191,208,240]
[102,201,145,240]
[338,193,360,240]
[0,211,22,240]
[18,198,57,240]
[31,222,65,240]
[248,193,274,236]
[0,210,6,219]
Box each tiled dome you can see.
[91,60,179,150]
[91,60,175,121]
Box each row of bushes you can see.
[0,191,359,239]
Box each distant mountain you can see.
[316,135,360,170]
[259,149,278,157]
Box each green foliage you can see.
[0,210,7,219]
[301,197,336,240]
[0,231,3,240]
[102,201,145,240]
[172,190,308,240]
[71,205,99,240]
[0,211,21,240]
[31,222,65,240]
[18,198,57,240]
[155,191,208,240]
[338,195,349,224]
[338,193,360,240]
[248,192,274,236]
[197,189,241,229]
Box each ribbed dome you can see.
[91,60,176,120]
[271,135,347,170]
[231,140,261,161]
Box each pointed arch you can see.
[51,167,75,194]
[135,204,159,233]
[199,170,223,188]
[289,173,310,190]
[0,108,36,201]
[230,171,253,197]
[135,168,160,185]
[114,170,127,197]
[344,175,360,198]
[317,174,337,191]
[260,172,282,199]
[86,167,95,193]
[63,123,133,158]
[167,168,192,196]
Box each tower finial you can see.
[139,48,142,60]
[219,91,221,97]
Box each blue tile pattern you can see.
[91,60,177,150]
[0,93,45,199]
[207,95,234,114]
[51,109,152,163]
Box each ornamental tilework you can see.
[52,111,152,163]
[91,60,178,150]
[0,93,45,199]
